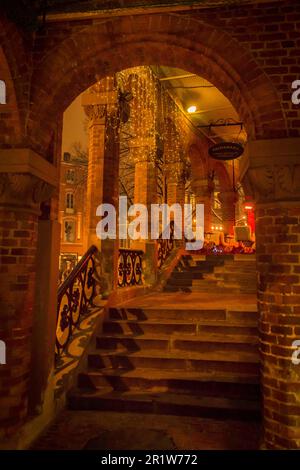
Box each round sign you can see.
[208,142,244,161]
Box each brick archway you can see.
[28,13,286,154]
[0,16,32,147]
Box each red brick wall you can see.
[0,15,32,147]
[183,1,300,138]
[257,205,300,448]
[0,209,38,440]
[26,5,296,153]
[1,2,300,154]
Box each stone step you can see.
[170,271,204,280]
[109,307,227,322]
[77,368,260,399]
[163,285,189,293]
[103,319,258,337]
[88,349,260,374]
[192,276,256,285]
[214,265,256,273]
[95,333,258,354]
[68,389,260,421]
[166,278,193,287]
[227,310,259,323]
[213,273,256,281]
[190,284,238,292]
[109,308,258,323]
[191,284,256,294]
[175,265,214,273]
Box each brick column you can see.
[0,151,56,443]
[82,80,120,296]
[218,189,238,235]
[166,173,185,244]
[244,138,300,449]
[132,147,158,284]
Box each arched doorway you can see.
[1,11,297,450]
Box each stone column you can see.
[0,149,57,444]
[244,138,300,449]
[218,189,238,235]
[82,80,120,296]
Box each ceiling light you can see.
[187,105,197,113]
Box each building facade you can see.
[58,152,88,280]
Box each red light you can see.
[245,205,253,211]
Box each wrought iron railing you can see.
[157,220,175,269]
[118,248,143,287]
[56,245,98,359]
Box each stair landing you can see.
[118,291,257,312]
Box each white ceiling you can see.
[151,66,247,145]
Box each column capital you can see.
[83,104,107,123]
[0,173,55,213]
[82,88,119,124]
[241,138,300,204]
[0,148,57,212]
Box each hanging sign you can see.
[208,142,244,161]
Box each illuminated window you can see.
[0,80,6,104]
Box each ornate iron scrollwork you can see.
[56,245,97,360]
[157,220,175,269]
[118,249,143,287]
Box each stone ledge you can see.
[0,148,58,187]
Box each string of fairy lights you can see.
[87,66,194,201]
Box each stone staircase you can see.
[68,296,261,421]
[164,254,257,294]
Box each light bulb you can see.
[187,105,197,114]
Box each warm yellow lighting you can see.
[220,226,223,231]
[211,226,215,230]
[187,105,197,113]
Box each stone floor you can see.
[31,410,261,450]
